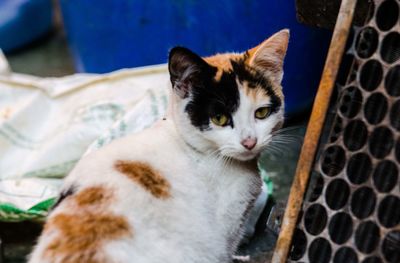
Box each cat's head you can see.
[168,30,289,161]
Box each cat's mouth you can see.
[218,146,263,161]
[227,150,260,161]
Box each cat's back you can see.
[29,119,225,263]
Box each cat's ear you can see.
[168,47,214,98]
[247,29,289,84]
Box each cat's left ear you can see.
[168,47,214,98]
[247,29,290,84]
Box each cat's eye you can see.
[255,107,271,119]
[211,114,229,126]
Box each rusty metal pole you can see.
[271,0,358,262]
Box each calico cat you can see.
[29,29,289,263]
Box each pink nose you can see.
[241,138,257,150]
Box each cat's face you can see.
[168,30,289,161]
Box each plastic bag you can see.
[0,53,169,221]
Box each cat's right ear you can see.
[247,29,289,84]
[168,47,214,98]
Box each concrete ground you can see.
[1,31,307,263]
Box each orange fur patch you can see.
[205,53,243,81]
[45,212,131,263]
[115,161,171,199]
[74,186,112,207]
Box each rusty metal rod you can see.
[271,0,358,262]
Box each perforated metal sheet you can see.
[289,0,400,262]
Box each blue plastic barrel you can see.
[60,0,332,115]
[0,0,53,52]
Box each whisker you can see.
[272,125,303,135]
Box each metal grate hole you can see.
[364,93,388,125]
[381,32,400,64]
[337,54,356,85]
[376,0,399,31]
[364,1,376,25]
[385,66,400,97]
[372,160,398,193]
[362,257,383,263]
[307,172,324,202]
[308,238,332,263]
[304,204,328,235]
[351,187,376,219]
[344,120,368,151]
[378,195,400,228]
[289,228,307,260]
[333,247,358,263]
[349,60,360,83]
[325,179,350,210]
[321,146,346,176]
[396,138,400,162]
[355,221,380,254]
[390,100,400,131]
[359,60,383,91]
[368,126,394,159]
[330,117,343,143]
[328,212,353,244]
[347,153,373,184]
[356,27,379,58]
[340,87,363,118]
[382,231,400,263]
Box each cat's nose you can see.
[241,138,257,150]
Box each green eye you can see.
[211,114,229,126]
[255,107,271,119]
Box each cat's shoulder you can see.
[65,119,187,183]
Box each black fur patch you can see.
[185,70,240,130]
[51,185,76,210]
